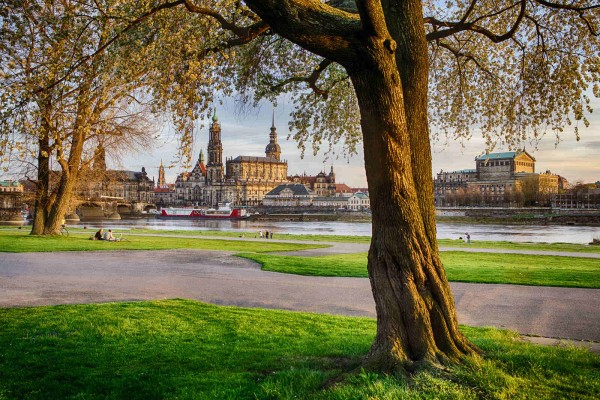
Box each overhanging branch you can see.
[426,0,526,43]
[269,59,334,98]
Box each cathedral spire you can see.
[265,110,281,161]
[199,149,204,164]
[271,109,275,129]
[158,159,166,187]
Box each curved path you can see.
[1,249,598,345]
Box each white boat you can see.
[157,203,249,220]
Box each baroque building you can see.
[434,150,562,206]
[171,110,289,206]
[75,145,155,205]
[288,166,337,197]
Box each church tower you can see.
[158,159,166,187]
[206,109,224,182]
[265,110,281,161]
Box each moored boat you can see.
[157,204,249,220]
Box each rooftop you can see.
[475,151,518,160]
[265,184,312,196]
[230,156,286,164]
[0,180,21,187]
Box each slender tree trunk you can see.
[44,126,86,234]
[31,135,50,235]
[44,178,74,234]
[348,36,477,373]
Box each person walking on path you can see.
[465,232,471,244]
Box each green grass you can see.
[0,300,598,399]
[0,231,327,253]
[438,238,600,253]
[2,226,600,253]
[239,251,600,288]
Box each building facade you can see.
[171,111,289,207]
[434,150,561,207]
[288,166,337,197]
[0,180,23,210]
[347,192,370,210]
[262,184,313,207]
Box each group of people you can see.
[258,230,273,239]
[93,228,120,241]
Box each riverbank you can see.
[436,207,600,226]
[2,226,599,251]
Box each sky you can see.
[123,98,600,188]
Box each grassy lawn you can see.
[0,300,598,399]
[437,238,600,254]
[0,231,326,253]
[2,226,600,252]
[239,251,600,288]
[131,229,600,253]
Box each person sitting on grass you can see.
[104,229,115,241]
[94,228,104,240]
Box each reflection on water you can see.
[70,218,600,244]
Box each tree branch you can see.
[244,0,361,63]
[355,0,389,37]
[269,59,334,98]
[435,41,497,80]
[34,0,187,96]
[533,0,600,12]
[425,0,527,43]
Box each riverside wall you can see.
[436,207,600,225]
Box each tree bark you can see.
[347,33,477,372]
[44,125,86,234]
[30,134,50,235]
[382,0,437,248]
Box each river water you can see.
[72,218,600,244]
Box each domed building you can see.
[171,110,288,206]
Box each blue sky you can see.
[124,98,600,188]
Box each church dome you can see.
[265,142,281,156]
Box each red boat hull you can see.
[156,208,249,220]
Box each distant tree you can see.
[520,175,539,206]
[0,1,155,234]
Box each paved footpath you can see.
[1,249,598,346]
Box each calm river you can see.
[72,218,600,245]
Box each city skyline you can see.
[123,99,600,188]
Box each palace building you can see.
[434,149,562,206]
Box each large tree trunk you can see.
[228,0,479,373]
[349,36,477,373]
[383,0,437,247]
